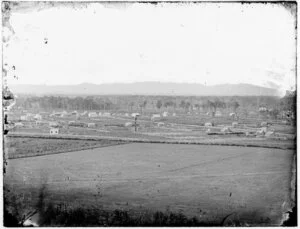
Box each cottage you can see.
[124,113,129,117]
[259,107,267,112]
[260,121,269,127]
[151,114,161,121]
[265,131,275,138]
[124,122,133,127]
[204,122,212,127]
[131,113,140,118]
[15,122,24,127]
[102,112,111,117]
[215,111,222,117]
[34,114,42,120]
[50,128,59,135]
[221,127,232,133]
[71,111,78,115]
[157,122,164,127]
[88,112,98,118]
[20,115,27,121]
[232,122,239,128]
[162,111,169,117]
[49,122,60,128]
[87,123,96,128]
[172,113,176,117]
[229,113,236,118]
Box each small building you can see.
[151,114,161,121]
[215,111,222,117]
[232,122,239,128]
[88,112,98,118]
[221,127,232,133]
[204,122,213,127]
[131,113,140,118]
[50,128,59,135]
[124,122,133,127]
[259,107,267,112]
[20,115,27,121]
[162,111,169,117]
[124,113,129,117]
[49,122,60,128]
[87,123,96,128]
[34,114,42,120]
[15,122,24,128]
[172,113,176,116]
[261,121,269,127]
[157,122,165,127]
[102,112,111,117]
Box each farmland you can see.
[4,93,296,226]
[5,142,295,226]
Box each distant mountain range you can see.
[8,82,279,96]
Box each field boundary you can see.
[7,140,128,160]
[7,132,295,150]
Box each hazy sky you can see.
[3,2,296,94]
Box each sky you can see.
[3,2,297,95]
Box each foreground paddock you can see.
[5,143,295,226]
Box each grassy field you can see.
[4,142,295,226]
[5,137,125,159]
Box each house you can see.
[20,115,27,121]
[162,111,169,117]
[125,122,133,127]
[49,122,60,128]
[204,122,212,127]
[232,122,239,128]
[157,122,164,127]
[221,127,232,133]
[88,112,98,118]
[34,114,42,120]
[259,107,268,112]
[14,122,24,128]
[215,111,222,117]
[71,111,78,115]
[172,113,176,116]
[102,112,111,117]
[124,113,129,117]
[151,114,161,121]
[50,128,59,135]
[229,113,236,118]
[131,113,140,118]
[87,123,96,128]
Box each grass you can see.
[5,137,126,159]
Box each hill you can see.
[9,82,279,96]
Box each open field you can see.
[5,136,125,159]
[5,142,295,226]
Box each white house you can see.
[232,122,239,128]
[49,122,60,128]
[172,113,176,117]
[221,127,232,133]
[131,113,140,118]
[87,123,96,128]
[157,122,165,127]
[124,122,133,127]
[102,112,111,117]
[15,122,24,127]
[20,115,27,121]
[151,114,161,121]
[50,128,59,135]
[34,114,42,120]
[162,111,169,117]
[215,111,222,117]
[88,112,98,118]
[204,122,212,127]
